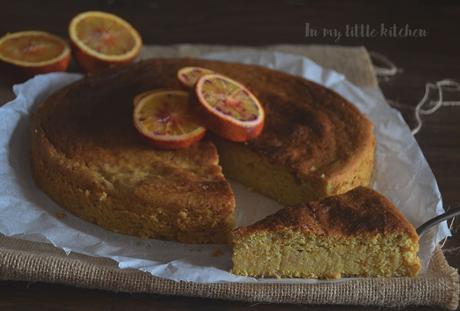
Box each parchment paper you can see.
[0,50,450,283]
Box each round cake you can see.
[30,58,375,244]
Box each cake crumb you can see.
[212,248,223,257]
[98,192,108,201]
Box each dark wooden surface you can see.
[1,0,459,310]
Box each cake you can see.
[232,187,421,279]
[31,58,375,244]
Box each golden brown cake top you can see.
[49,58,372,182]
[35,57,372,200]
[233,187,419,242]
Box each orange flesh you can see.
[0,35,64,63]
[75,16,136,55]
[135,93,202,137]
[200,77,260,121]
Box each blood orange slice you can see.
[0,31,70,83]
[194,74,264,142]
[69,11,142,73]
[177,66,214,88]
[133,89,168,107]
[133,90,206,149]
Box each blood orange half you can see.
[194,74,265,142]
[133,90,206,150]
[69,11,142,73]
[0,31,70,83]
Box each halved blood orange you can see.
[69,11,142,73]
[0,31,71,83]
[177,66,214,88]
[194,74,265,142]
[133,90,206,150]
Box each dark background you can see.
[1,0,459,310]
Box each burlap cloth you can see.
[0,45,458,310]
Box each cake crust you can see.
[234,187,418,241]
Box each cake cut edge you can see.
[232,186,421,279]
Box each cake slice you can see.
[232,187,421,279]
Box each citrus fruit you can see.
[133,90,206,149]
[0,31,71,83]
[133,89,167,107]
[194,74,264,142]
[69,11,142,73]
[177,66,214,88]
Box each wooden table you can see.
[1,1,459,310]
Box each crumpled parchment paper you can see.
[0,50,449,283]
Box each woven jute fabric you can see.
[0,45,458,310]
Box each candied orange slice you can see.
[0,31,70,82]
[69,11,142,73]
[133,90,206,149]
[195,74,264,142]
[177,66,214,88]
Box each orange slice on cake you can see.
[133,89,168,107]
[177,66,214,88]
[133,90,206,149]
[0,31,71,83]
[194,74,265,142]
[69,11,142,73]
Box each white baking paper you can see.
[0,50,450,283]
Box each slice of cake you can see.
[232,187,421,279]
